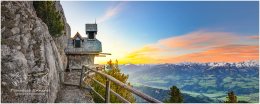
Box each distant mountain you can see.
[120,61,259,103]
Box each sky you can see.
[61,1,259,64]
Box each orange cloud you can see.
[160,45,259,63]
[118,31,259,64]
[158,31,240,49]
[248,35,259,40]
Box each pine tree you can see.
[91,60,135,103]
[225,91,237,103]
[33,1,65,37]
[165,85,183,103]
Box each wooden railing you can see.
[80,65,162,103]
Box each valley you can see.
[119,61,259,103]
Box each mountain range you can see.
[119,60,259,103]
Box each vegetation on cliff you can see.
[91,60,135,103]
[33,1,64,37]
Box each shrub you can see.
[91,60,135,103]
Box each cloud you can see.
[247,35,259,40]
[159,45,259,63]
[119,45,163,64]
[119,30,259,64]
[97,2,126,23]
[158,30,240,50]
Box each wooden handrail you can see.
[87,75,130,103]
[81,65,162,103]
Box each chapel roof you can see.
[72,32,83,40]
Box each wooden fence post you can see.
[105,79,111,103]
[79,66,84,87]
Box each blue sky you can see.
[61,1,259,64]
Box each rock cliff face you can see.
[68,55,95,69]
[1,1,70,103]
[53,1,71,70]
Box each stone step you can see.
[55,85,94,103]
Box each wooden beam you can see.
[95,55,106,57]
[63,82,79,86]
[99,53,111,55]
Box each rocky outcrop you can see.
[53,1,71,70]
[1,1,70,103]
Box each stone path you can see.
[55,70,94,103]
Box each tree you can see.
[164,85,183,103]
[33,1,65,37]
[224,91,237,103]
[91,60,135,103]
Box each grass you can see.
[183,90,259,103]
[146,80,168,84]
[198,79,216,88]
[164,75,180,80]
[218,93,259,103]
[131,82,143,87]
[128,72,259,103]
[203,92,226,98]
[223,77,232,83]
